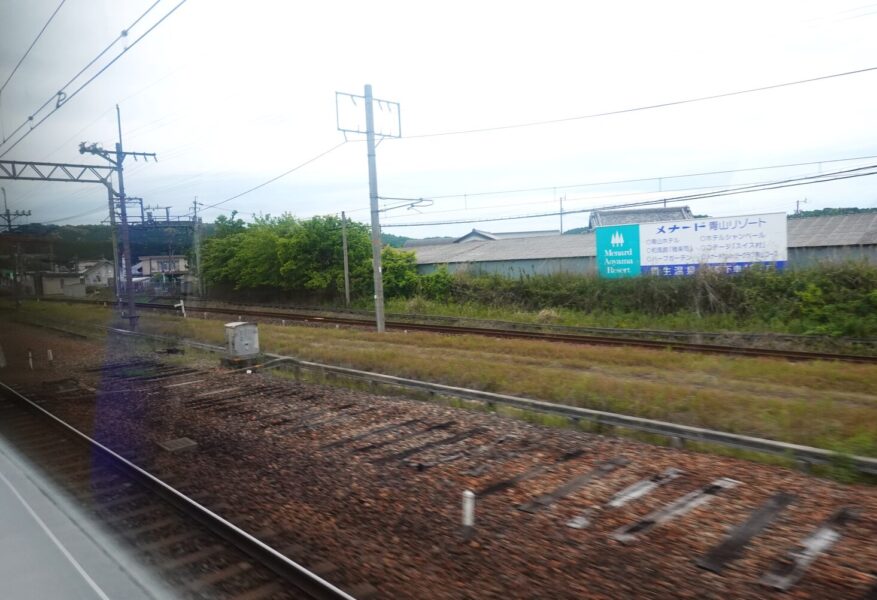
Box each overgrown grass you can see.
[383,262,877,337]
[10,300,877,465]
[385,296,754,332]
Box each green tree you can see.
[277,215,372,299]
[381,247,419,298]
[201,214,248,287]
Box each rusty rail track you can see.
[38,297,877,364]
[35,320,871,477]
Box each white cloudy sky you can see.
[1,0,876,238]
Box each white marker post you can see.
[462,490,475,540]
[47,349,54,367]
[28,351,33,370]
[174,300,187,319]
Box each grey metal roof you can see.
[787,213,877,247]
[412,233,594,264]
[402,237,455,248]
[589,206,693,228]
[455,229,498,243]
[410,214,877,264]
[492,229,560,239]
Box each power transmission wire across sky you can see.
[1,1,876,235]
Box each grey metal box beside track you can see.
[225,321,260,358]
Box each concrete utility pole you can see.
[1,188,31,232]
[193,197,203,297]
[115,107,138,330]
[363,85,386,331]
[559,195,565,234]
[341,210,350,307]
[106,182,121,301]
[335,84,401,332]
[1,187,31,307]
[80,105,157,331]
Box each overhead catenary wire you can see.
[35,204,107,224]
[0,0,67,97]
[0,0,163,148]
[379,152,877,203]
[380,180,763,222]
[197,141,348,213]
[404,65,877,139]
[0,0,68,140]
[383,164,877,227]
[0,0,185,158]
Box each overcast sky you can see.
[1,0,876,238]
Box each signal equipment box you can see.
[224,321,260,358]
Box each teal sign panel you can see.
[596,224,641,278]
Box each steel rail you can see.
[148,295,877,348]
[34,297,877,364]
[91,325,877,476]
[0,379,357,600]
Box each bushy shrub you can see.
[433,261,877,336]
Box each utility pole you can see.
[796,198,807,215]
[364,85,385,331]
[335,84,401,332]
[14,243,22,306]
[559,195,565,234]
[115,107,137,329]
[192,197,203,297]
[106,182,121,301]
[1,188,31,232]
[79,105,157,331]
[341,211,350,307]
[1,187,31,307]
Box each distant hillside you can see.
[381,232,411,248]
[1,224,194,270]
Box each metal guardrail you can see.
[0,379,357,600]
[96,325,877,477]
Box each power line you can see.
[404,65,877,139]
[0,0,160,147]
[198,141,348,213]
[0,0,67,95]
[381,152,877,202]
[33,204,107,224]
[380,180,761,222]
[0,0,185,158]
[383,164,877,227]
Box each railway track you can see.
[35,297,877,364]
[3,344,875,598]
[0,379,359,600]
[14,316,877,476]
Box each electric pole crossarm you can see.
[0,160,115,184]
